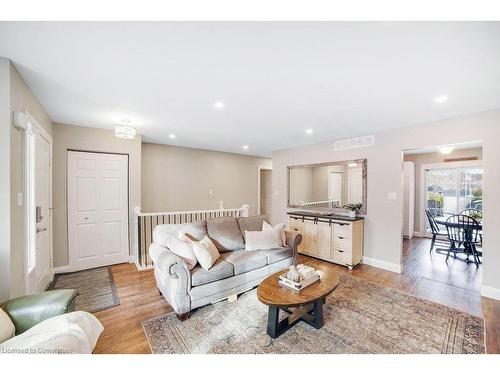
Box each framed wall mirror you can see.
[287,159,367,214]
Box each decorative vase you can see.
[348,210,356,218]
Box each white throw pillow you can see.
[245,228,283,251]
[0,308,15,344]
[168,234,198,270]
[191,236,220,270]
[152,224,182,247]
[151,224,198,270]
[262,221,286,246]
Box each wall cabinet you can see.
[288,212,364,270]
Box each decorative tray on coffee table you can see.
[278,264,321,291]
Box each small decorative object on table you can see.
[344,203,363,218]
[279,264,321,291]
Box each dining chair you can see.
[459,208,482,219]
[459,208,483,245]
[425,209,448,253]
[444,214,482,266]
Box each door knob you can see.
[37,227,47,233]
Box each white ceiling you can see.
[1,22,500,157]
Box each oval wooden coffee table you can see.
[257,264,339,339]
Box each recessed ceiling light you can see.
[114,125,136,139]
[436,145,455,155]
[434,95,448,104]
[169,134,176,139]
[242,145,249,150]
[214,101,224,110]
[305,129,313,134]
[348,162,358,168]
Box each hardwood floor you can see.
[93,238,500,354]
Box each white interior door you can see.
[28,128,53,294]
[347,167,363,204]
[68,151,129,271]
[259,169,272,217]
[328,172,343,204]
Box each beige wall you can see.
[272,110,500,295]
[404,147,483,233]
[5,62,54,300]
[0,58,11,302]
[52,123,142,268]
[141,142,271,215]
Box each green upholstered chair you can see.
[1,289,78,335]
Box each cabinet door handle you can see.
[338,249,344,253]
[338,236,344,239]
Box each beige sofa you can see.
[149,215,302,319]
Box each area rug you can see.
[142,275,485,354]
[48,266,120,313]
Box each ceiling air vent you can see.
[333,135,374,151]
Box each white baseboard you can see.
[363,257,402,274]
[53,265,72,274]
[413,231,426,238]
[135,262,154,272]
[481,285,500,301]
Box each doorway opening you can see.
[258,167,272,218]
[401,141,483,315]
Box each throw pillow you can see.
[263,221,286,246]
[152,224,182,248]
[164,234,198,270]
[245,228,283,251]
[191,236,220,270]
[0,308,15,344]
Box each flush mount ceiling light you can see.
[305,128,313,134]
[214,101,224,110]
[169,134,176,139]
[242,145,249,150]
[114,125,136,139]
[436,144,455,155]
[434,95,448,104]
[121,118,132,123]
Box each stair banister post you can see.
[242,204,250,217]
[134,206,142,267]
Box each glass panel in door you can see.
[458,167,483,214]
[425,168,457,224]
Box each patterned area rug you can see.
[48,267,120,313]
[143,275,484,354]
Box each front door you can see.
[68,151,129,271]
[27,127,52,294]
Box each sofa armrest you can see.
[285,229,302,265]
[1,289,79,335]
[155,249,192,290]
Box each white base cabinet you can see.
[289,213,364,270]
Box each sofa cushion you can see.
[191,259,234,287]
[220,250,268,275]
[237,215,268,239]
[255,247,293,265]
[206,217,244,252]
[179,220,207,241]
